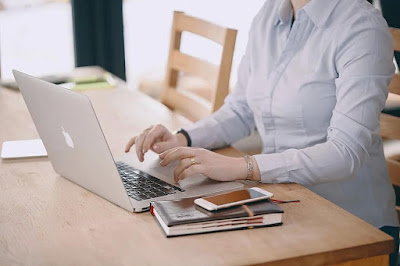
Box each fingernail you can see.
[153,145,159,151]
[159,160,164,166]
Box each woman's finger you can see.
[159,147,177,160]
[177,164,203,182]
[142,125,163,154]
[125,136,137,153]
[151,141,175,154]
[174,157,197,181]
[135,133,144,161]
[160,147,195,166]
[135,127,153,161]
[159,146,193,159]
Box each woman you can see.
[126,0,399,264]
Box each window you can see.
[0,0,74,79]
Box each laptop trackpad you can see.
[178,174,243,197]
[120,151,243,196]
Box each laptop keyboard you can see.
[116,161,182,201]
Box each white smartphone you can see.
[194,187,273,211]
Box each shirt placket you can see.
[261,10,313,153]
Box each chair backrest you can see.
[380,27,400,221]
[161,11,237,121]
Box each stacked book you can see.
[151,197,283,237]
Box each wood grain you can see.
[174,12,227,45]
[380,113,400,140]
[389,74,400,95]
[387,158,400,187]
[213,27,236,113]
[162,87,211,122]
[333,255,388,266]
[170,50,219,86]
[0,67,393,265]
[390,27,400,52]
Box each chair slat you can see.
[213,28,237,112]
[162,88,211,122]
[396,206,400,225]
[170,51,219,87]
[380,113,400,140]
[388,158,400,186]
[161,11,237,121]
[389,74,400,95]
[390,27,400,52]
[175,14,227,45]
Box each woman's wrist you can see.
[175,129,191,147]
[176,133,188,147]
[235,155,261,181]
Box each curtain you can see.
[71,0,126,80]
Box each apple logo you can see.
[61,126,74,148]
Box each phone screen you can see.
[203,189,267,206]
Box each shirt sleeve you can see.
[254,15,395,185]
[183,28,256,149]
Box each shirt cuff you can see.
[182,123,217,149]
[253,153,290,183]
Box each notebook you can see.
[151,197,283,237]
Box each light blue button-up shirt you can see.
[184,0,398,228]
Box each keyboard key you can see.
[116,161,182,200]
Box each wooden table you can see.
[0,68,394,265]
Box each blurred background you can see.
[0,0,267,90]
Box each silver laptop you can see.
[13,70,243,212]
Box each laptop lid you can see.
[13,70,133,212]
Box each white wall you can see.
[123,0,265,89]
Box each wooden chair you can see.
[380,27,400,222]
[161,11,237,122]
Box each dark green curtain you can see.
[380,0,400,67]
[367,0,400,67]
[71,0,126,80]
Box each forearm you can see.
[254,135,366,185]
[183,102,255,150]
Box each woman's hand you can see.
[125,124,187,162]
[159,147,255,182]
